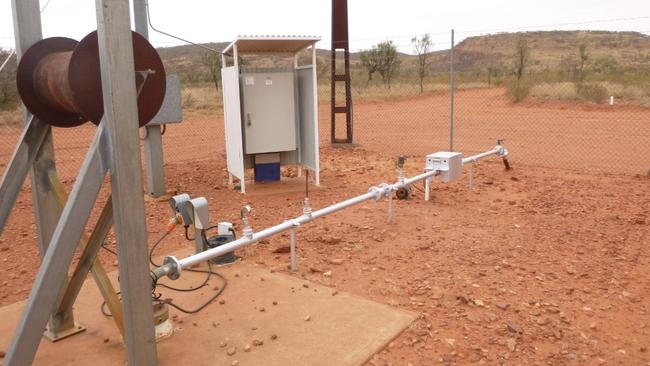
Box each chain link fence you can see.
[1,27,649,189]
[329,30,650,175]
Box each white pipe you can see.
[156,146,506,278]
[175,180,417,270]
[462,147,501,164]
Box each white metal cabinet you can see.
[240,72,297,154]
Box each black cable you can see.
[149,229,228,295]
[145,1,221,54]
[152,268,228,314]
[412,184,426,194]
[100,291,120,317]
[101,243,118,256]
[184,226,195,241]
[148,230,170,267]
[100,229,229,317]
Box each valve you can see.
[165,213,183,233]
[241,205,253,238]
[495,139,511,171]
[302,197,312,217]
[396,155,407,184]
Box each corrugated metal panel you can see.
[222,36,320,56]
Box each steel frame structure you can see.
[331,0,353,143]
[1,0,159,364]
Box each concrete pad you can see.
[0,256,416,365]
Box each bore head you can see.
[16,37,87,127]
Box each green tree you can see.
[507,37,532,103]
[514,37,529,81]
[577,43,589,82]
[360,47,381,84]
[201,51,222,91]
[360,41,401,89]
[376,41,401,89]
[411,34,433,93]
[0,49,18,111]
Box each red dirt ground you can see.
[1,87,649,180]
[1,89,649,365]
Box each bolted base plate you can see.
[43,322,86,343]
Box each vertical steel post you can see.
[450,29,455,152]
[290,228,297,272]
[4,126,108,366]
[424,178,431,201]
[10,0,82,342]
[311,44,321,186]
[134,0,166,197]
[331,0,353,143]
[95,0,158,363]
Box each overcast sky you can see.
[1,0,649,54]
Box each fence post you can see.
[449,29,455,152]
[134,0,166,197]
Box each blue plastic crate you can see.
[254,162,281,182]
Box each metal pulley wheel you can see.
[16,30,166,128]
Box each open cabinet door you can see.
[297,66,320,185]
[221,66,246,193]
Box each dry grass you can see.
[531,81,650,106]
[0,109,22,130]
[315,81,490,104]
[182,85,222,114]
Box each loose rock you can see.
[272,246,290,253]
[226,347,236,356]
[442,338,456,347]
[506,322,523,334]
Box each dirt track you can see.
[0,88,649,365]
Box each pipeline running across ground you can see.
[152,142,509,281]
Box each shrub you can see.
[506,79,532,103]
[182,90,196,109]
[0,57,18,111]
[576,83,608,103]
